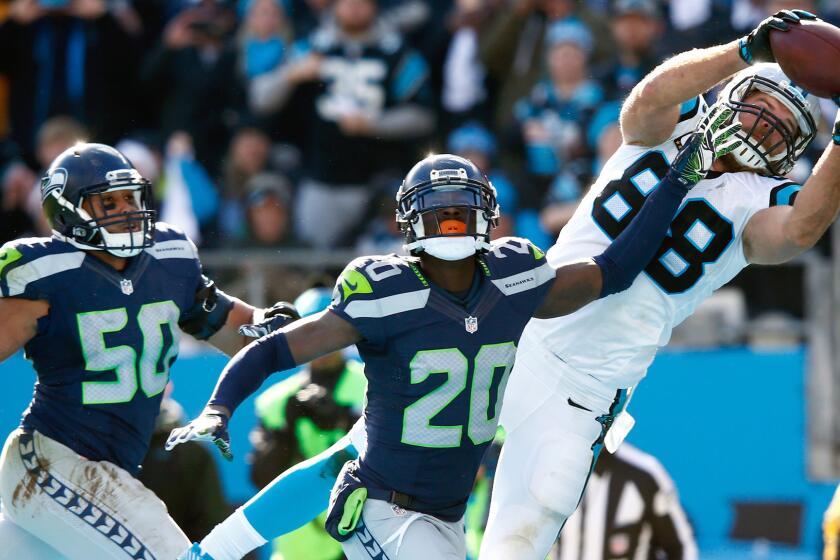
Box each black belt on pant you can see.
[364,486,465,522]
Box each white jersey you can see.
[525,96,801,389]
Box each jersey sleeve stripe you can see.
[5,252,85,296]
[343,289,430,318]
[769,182,801,207]
[144,239,199,260]
[490,262,555,296]
[677,96,702,122]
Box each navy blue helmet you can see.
[396,154,499,260]
[41,143,156,257]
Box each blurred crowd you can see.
[2,0,839,255]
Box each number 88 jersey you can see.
[533,96,800,389]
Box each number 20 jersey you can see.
[526,96,801,390]
[328,238,554,519]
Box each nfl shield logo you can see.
[465,316,478,334]
[120,279,134,295]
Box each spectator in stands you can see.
[243,173,294,248]
[479,0,613,131]
[9,116,90,239]
[539,101,621,236]
[218,126,296,243]
[551,444,698,560]
[512,20,602,241]
[355,176,405,256]
[0,140,38,244]
[285,0,332,40]
[446,122,525,242]
[221,126,274,201]
[248,287,366,560]
[598,0,665,100]
[141,0,240,175]
[250,0,434,249]
[438,0,494,135]
[140,394,230,543]
[0,0,137,159]
[156,131,221,244]
[238,0,292,82]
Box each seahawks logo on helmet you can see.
[40,168,68,202]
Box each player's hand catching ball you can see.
[239,301,300,338]
[666,103,743,189]
[739,9,818,64]
[165,408,233,461]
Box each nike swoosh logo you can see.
[0,254,7,261]
[344,279,358,291]
[567,398,592,412]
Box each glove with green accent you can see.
[738,9,818,64]
[666,103,743,189]
[165,409,233,461]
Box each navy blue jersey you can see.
[328,238,555,519]
[0,223,202,474]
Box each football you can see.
[769,18,840,98]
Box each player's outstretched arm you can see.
[744,108,840,265]
[621,10,816,147]
[179,274,300,356]
[166,310,362,459]
[0,298,48,362]
[536,105,742,318]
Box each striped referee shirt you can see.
[552,444,698,560]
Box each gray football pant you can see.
[341,499,466,560]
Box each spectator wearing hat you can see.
[598,0,665,100]
[511,19,603,241]
[478,0,614,132]
[446,122,524,241]
[244,172,294,248]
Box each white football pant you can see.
[479,340,627,560]
[0,429,190,559]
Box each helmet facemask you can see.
[722,69,818,176]
[397,168,499,261]
[45,168,156,258]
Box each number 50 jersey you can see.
[529,96,801,390]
